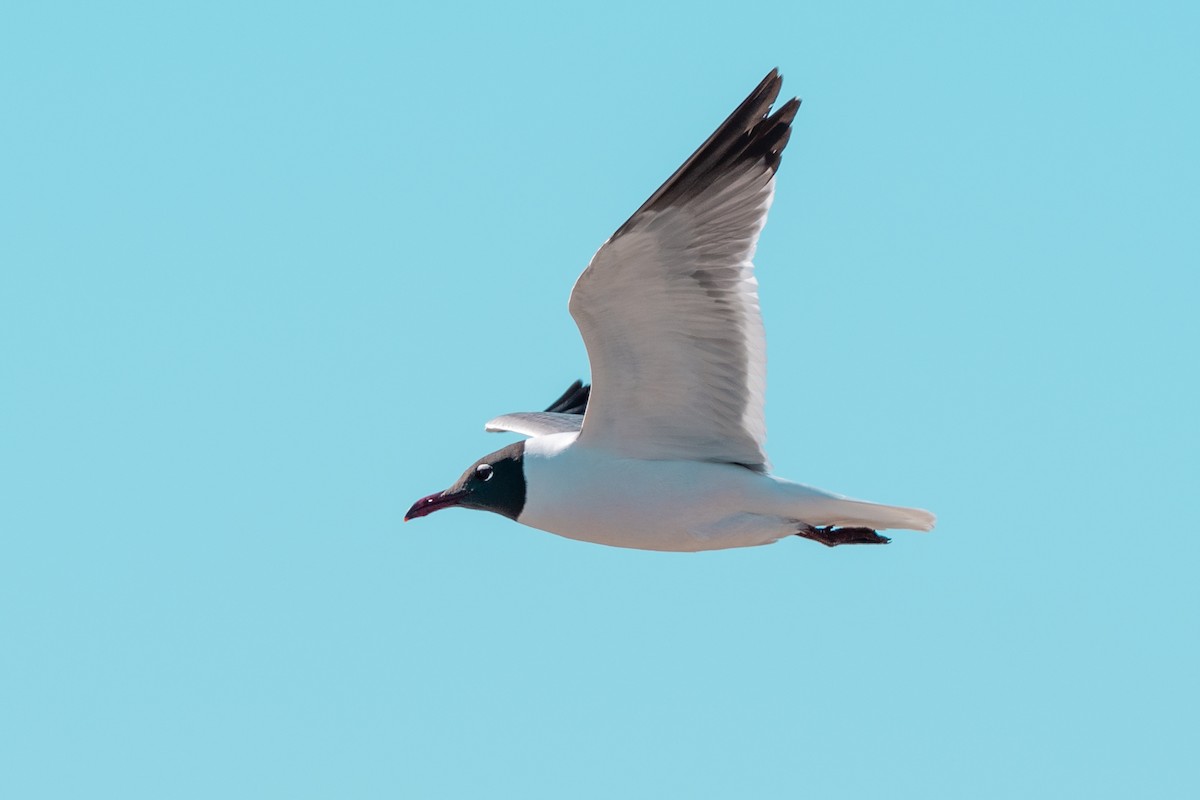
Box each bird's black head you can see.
[405,441,526,523]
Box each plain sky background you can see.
[2,1,1197,797]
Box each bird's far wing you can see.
[484,412,583,437]
[484,380,590,438]
[569,70,799,470]
[541,379,590,416]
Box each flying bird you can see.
[406,69,935,551]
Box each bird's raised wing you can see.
[569,70,799,470]
[484,380,590,438]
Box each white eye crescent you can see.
[475,464,494,482]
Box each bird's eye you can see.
[475,464,494,482]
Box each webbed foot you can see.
[796,525,890,547]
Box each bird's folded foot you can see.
[796,525,890,547]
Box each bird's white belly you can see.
[519,434,800,552]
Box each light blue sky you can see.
[2,2,1197,797]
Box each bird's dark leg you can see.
[796,524,890,547]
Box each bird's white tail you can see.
[780,483,936,532]
[817,498,936,532]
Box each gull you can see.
[405,69,935,551]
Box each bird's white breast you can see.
[519,432,803,551]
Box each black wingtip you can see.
[543,380,591,416]
[750,68,783,110]
[614,69,801,236]
[751,96,802,172]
